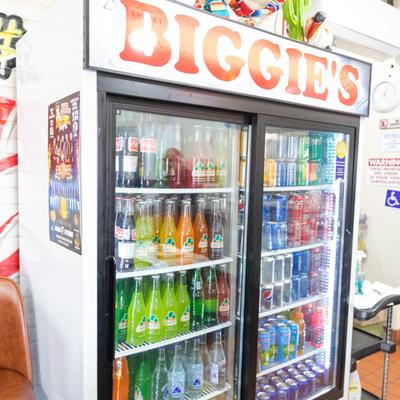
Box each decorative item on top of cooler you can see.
[194,0,231,17]
[304,11,334,50]
[282,0,311,42]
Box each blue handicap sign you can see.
[385,190,400,209]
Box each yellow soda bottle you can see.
[159,199,178,260]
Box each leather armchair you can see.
[0,277,33,400]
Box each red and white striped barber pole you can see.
[0,94,19,281]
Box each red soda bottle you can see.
[166,124,185,188]
[217,264,230,323]
[310,307,326,348]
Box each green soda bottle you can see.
[134,201,152,269]
[190,269,204,331]
[162,273,178,339]
[176,271,190,334]
[127,277,147,346]
[134,353,152,399]
[115,279,129,346]
[146,275,164,343]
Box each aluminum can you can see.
[307,191,322,217]
[286,161,297,186]
[296,363,309,373]
[322,191,336,216]
[263,222,273,251]
[321,161,335,185]
[269,195,288,222]
[283,280,292,304]
[288,195,304,221]
[288,221,302,248]
[256,392,269,400]
[294,374,309,397]
[283,254,293,280]
[287,321,299,359]
[258,376,270,386]
[300,220,311,245]
[317,217,335,241]
[322,133,336,162]
[262,257,275,284]
[239,159,247,188]
[277,134,288,159]
[263,385,278,399]
[276,323,291,363]
[309,133,323,161]
[300,250,311,274]
[292,252,302,276]
[311,366,326,387]
[264,323,277,363]
[263,195,271,222]
[270,223,288,250]
[309,272,319,296]
[275,256,285,281]
[304,370,319,393]
[276,369,290,380]
[270,376,283,386]
[276,161,288,187]
[287,367,299,378]
[309,161,322,186]
[285,378,300,400]
[304,359,316,368]
[276,315,288,323]
[265,134,279,159]
[275,381,291,400]
[259,328,271,370]
[264,159,277,187]
[287,135,299,159]
[273,282,284,308]
[296,161,309,186]
[291,275,300,301]
[260,284,274,311]
[308,218,318,244]
[299,274,309,298]
[310,247,322,272]
[297,135,310,160]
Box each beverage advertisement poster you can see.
[48,92,82,254]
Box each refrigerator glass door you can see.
[111,108,250,400]
[256,128,350,399]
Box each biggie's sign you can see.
[88,0,371,116]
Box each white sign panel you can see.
[88,0,371,116]
[380,117,400,130]
[367,158,400,186]
[381,132,400,152]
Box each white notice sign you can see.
[381,132,400,152]
[368,158,400,186]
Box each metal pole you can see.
[382,306,393,399]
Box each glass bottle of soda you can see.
[134,201,152,269]
[208,199,224,260]
[160,199,178,259]
[151,347,169,399]
[117,199,135,272]
[190,269,204,331]
[217,264,230,323]
[175,271,190,334]
[203,126,215,186]
[204,266,218,327]
[152,199,162,254]
[114,197,123,258]
[115,279,130,346]
[186,337,204,396]
[126,277,146,346]
[139,118,158,188]
[186,125,205,188]
[169,344,186,399]
[176,199,195,264]
[215,127,228,188]
[200,335,211,383]
[134,354,152,399]
[193,197,209,258]
[112,357,129,400]
[290,307,306,355]
[123,127,140,188]
[145,275,164,343]
[209,330,227,389]
[115,128,124,187]
[166,124,185,188]
[162,273,178,339]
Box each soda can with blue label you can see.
[287,321,299,359]
[304,370,319,393]
[276,161,288,187]
[269,223,288,250]
[285,378,300,400]
[311,366,325,387]
[292,252,302,276]
[300,250,311,274]
[278,134,288,159]
[269,195,288,222]
[294,374,309,397]
[275,382,291,400]
[259,328,271,370]
[276,323,290,363]
[286,161,297,187]
[263,195,272,222]
[299,274,310,298]
[291,276,300,301]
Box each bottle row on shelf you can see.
[116,267,230,348]
[262,190,336,252]
[116,121,235,189]
[256,357,329,399]
[258,304,326,373]
[260,247,329,312]
[115,194,229,273]
[263,132,341,188]
[114,331,228,400]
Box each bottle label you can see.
[164,311,177,328]
[210,234,224,249]
[219,298,230,313]
[198,233,208,250]
[135,241,149,258]
[152,235,160,245]
[134,385,144,400]
[118,241,135,259]
[189,364,204,390]
[180,306,190,322]
[192,161,205,181]
[115,227,123,240]
[118,313,127,332]
[136,316,146,333]
[206,161,215,177]
[216,160,227,177]
[141,138,157,153]
[148,314,160,331]
[128,136,139,152]
[121,227,135,241]
[171,373,185,398]
[123,155,138,173]
[115,136,123,152]
[210,363,220,385]
[161,384,169,399]
[182,237,194,253]
[162,238,177,255]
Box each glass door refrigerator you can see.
[241,116,357,400]
[104,100,252,400]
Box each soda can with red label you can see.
[308,218,318,243]
[310,271,320,296]
[288,194,304,221]
[301,220,311,245]
[317,217,335,240]
[310,247,322,273]
[260,284,274,311]
[308,191,322,218]
[322,191,336,217]
[288,221,302,247]
[302,193,311,220]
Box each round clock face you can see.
[372,80,400,113]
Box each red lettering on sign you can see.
[203,27,244,81]
[248,39,283,90]
[338,65,359,106]
[175,15,199,74]
[303,54,328,101]
[120,0,171,67]
[286,48,302,95]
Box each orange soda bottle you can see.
[193,197,208,258]
[160,199,178,259]
[290,307,306,355]
[176,199,195,264]
[112,357,129,400]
